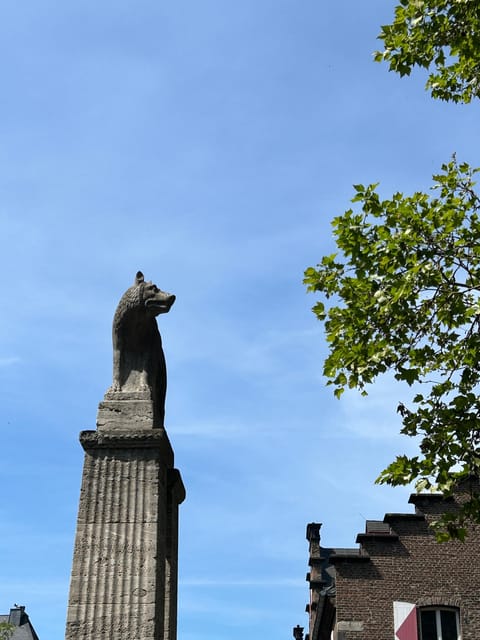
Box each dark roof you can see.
[365,520,390,534]
[0,607,40,640]
[322,546,370,564]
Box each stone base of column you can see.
[96,390,164,431]
[65,428,185,640]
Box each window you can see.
[419,608,461,640]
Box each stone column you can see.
[65,416,185,640]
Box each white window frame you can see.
[418,607,461,640]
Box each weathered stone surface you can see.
[106,271,175,429]
[97,397,157,431]
[66,603,158,640]
[65,433,185,640]
[79,428,174,464]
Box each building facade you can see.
[301,481,480,640]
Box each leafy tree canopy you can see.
[0,623,14,640]
[304,158,480,540]
[375,0,480,103]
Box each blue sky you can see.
[0,2,479,639]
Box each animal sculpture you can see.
[111,271,175,426]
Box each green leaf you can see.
[306,157,480,540]
[375,0,480,103]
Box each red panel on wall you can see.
[394,602,418,640]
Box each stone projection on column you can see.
[65,272,185,640]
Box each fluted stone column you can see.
[65,419,185,640]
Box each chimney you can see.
[306,522,321,543]
[306,522,321,562]
[293,625,304,640]
[9,605,25,627]
[306,523,323,640]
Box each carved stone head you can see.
[134,271,176,316]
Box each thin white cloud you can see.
[181,577,302,588]
[0,356,21,367]
[171,417,288,439]
[0,580,68,599]
[170,420,247,439]
[337,375,415,442]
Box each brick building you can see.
[300,481,480,640]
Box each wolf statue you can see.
[107,271,175,428]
